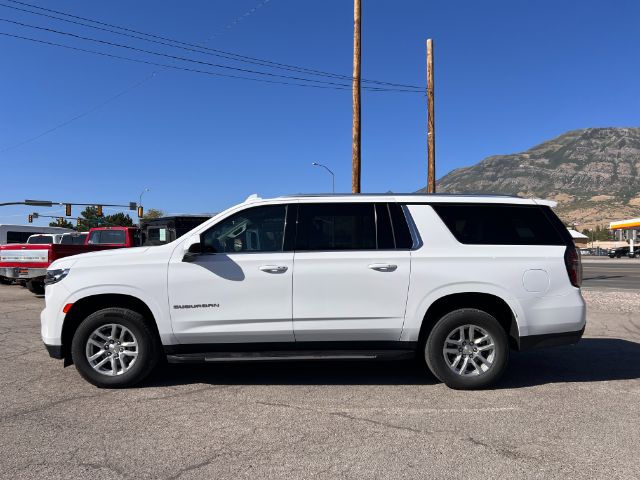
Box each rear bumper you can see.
[0,267,46,280]
[518,326,585,351]
[44,343,63,359]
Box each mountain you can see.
[423,127,640,229]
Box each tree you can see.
[76,207,134,232]
[141,208,165,221]
[49,219,76,230]
[581,225,613,242]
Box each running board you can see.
[166,350,414,364]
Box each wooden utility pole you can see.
[351,0,362,193]
[426,38,436,193]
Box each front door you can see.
[168,204,295,344]
[292,202,411,342]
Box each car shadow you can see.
[142,338,640,389]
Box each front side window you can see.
[200,205,287,253]
[295,203,376,251]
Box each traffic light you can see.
[77,217,82,227]
[65,204,72,216]
[28,214,33,223]
[58,217,64,226]
[137,206,144,218]
[96,205,103,217]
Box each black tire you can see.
[71,308,160,388]
[26,280,45,295]
[424,308,509,390]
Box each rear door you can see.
[292,202,412,342]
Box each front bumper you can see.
[0,267,46,280]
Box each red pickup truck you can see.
[0,226,141,294]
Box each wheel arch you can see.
[61,293,161,364]
[417,292,520,350]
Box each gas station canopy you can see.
[609,218,640,230]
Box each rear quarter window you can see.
[431,204,568,246]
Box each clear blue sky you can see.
[1,0,639,225]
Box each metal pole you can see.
[426,38,436,193]
[312,163,336,193]
[139,188,150,207]
[352,0,362,193]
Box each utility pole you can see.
[426,38,436,193]
[351,0,362,194]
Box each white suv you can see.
[41,194,585,389]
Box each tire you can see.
[26,280,45,295]
[71,308,160,388]
[424,308,509,390]
[0,277,12,285]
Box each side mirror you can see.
[187,242,202,254]
[182,235,202,260]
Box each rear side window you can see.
[389,203,413,249]
[296,203,376,251]
[431,204,567,246]
[295,202,414,251]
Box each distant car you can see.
[609,246,630,258]
[26,234,65,245]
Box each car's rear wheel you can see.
[425,308,509,390]
[71,308,159,388]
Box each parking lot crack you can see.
[0,393,104,421]
[256,401,429,435]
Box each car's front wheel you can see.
[425,308,509,390]
[71,308,159,388]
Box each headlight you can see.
[44,268,70,285]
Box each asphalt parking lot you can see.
[1,279,639,479]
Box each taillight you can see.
[564,245,582,288]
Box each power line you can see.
[0,73,155,153]
[0,18,422,93]
[0,31,410,92]
[0,17,422,92]
[0,0,423,90]
[0,0,273,154]
[204,0,272,42]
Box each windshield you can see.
[60,234,88,245]
[88,230,126,245]
[27,235,54,244]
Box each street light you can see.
[311,163,335,193]
[139,188,150,207]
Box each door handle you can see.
[259,265,288,274]
[368,263,397,272]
